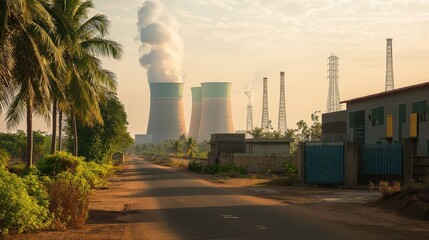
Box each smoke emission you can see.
[138,0,184,83]
[244,83,254,105]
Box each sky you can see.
[2,0,429,137]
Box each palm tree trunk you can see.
[72,113,78,156]
[51,99,57,154]
[26,98,33,168]
[58,110,62,151]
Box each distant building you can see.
[135,134,153,145]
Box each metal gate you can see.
[304,142,344,185]
[358,143,403,185]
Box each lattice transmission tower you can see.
[277,72,287,134]
[326,53,341,113]
[246,104,253,131]
[261,77,269,130]
[385,38,394,91]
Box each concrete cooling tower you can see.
[147,83,186,143]
[188,87,202,139]
[197,82,234,141]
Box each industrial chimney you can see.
[197,82,234,141]
[147,82,186,143]
[189,87,202,139]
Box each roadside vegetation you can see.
[134,134,208,160]
[0,0,133,236]
[373,181,429,221]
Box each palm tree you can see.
[184,137,198,158]
[171,139,182,156]
[4,0,64,167]
[285,128,297,139]
[50,0,122,156]
[272,131,283,139]
[247,127,264,139]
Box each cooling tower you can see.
[147,83,186,143]
[189,87,202,139]
[197,82,234,141]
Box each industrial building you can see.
[323,82,429,156]
[147,82,186,143]
[208,133,294,172]
[135,134,153,145]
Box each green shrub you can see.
[282,161,298,176]
[188,161,247,177]
[38,151,84,176]
[188,160,205,172]
[75,161,114,188]
[48,172,90,229]
[0,169,51,235]
[0,148,9,169]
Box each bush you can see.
[379,181,401,197]
[37,151,84,176]
[0,169,51,235]
[188,161,247,177]
[75,161,114,188]
[282,161,298,176]
[48,172,90,229]
[0,148,9,169]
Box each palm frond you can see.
[78,13,109,37]
[81,37,123,59]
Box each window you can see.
[371,106,384,126]
[412,100,428,122]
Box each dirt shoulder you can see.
[6,156,429,240]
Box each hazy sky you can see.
[2,0,429,137]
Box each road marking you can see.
[254,225,268,230]
[221,214,240,219]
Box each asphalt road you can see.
[118,158,390,240]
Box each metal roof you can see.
[340,81,429,104]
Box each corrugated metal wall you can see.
[358,143,403,185]
[304,142,344,185]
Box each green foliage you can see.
[0,169,52,235]
[188,161,247,177]
[0,148,9,169]
[75,161,113,189]
[184,137,198,158]
[247,127,264,138]
[37,151,84,176]
[282,161,298,176]
[171,139,183,156]
[71,93,133,163]
[48,172,90,229]
[0,131,50,161]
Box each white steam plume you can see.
[244,82,254,105]
[137,0,184,83]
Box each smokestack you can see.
[189,87,202,139]
[147,83,186,143]
[198,82,234,141]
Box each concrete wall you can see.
[220,153,296,173]
[346,85,429,155]
[246,142,290,154]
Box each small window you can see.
[412,100,428,122]
[371,106,384,126]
